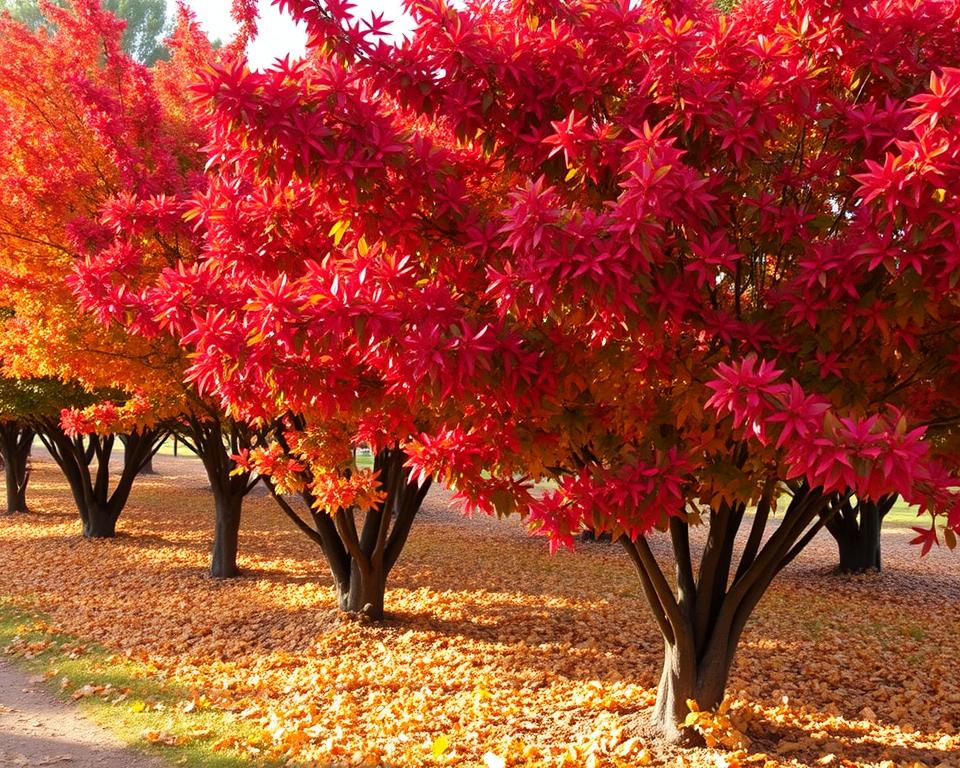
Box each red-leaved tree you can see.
[57,0,955,739]
[184,0,960,741]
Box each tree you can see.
[0,373,156,534]
[125,0,527,616]
[44,393,167,537]
[1,0,171,64]
[0,3,262,563]
[259,0,960,742]
[257,429,433,617]
[0,0,187,539]
[59,3,271,572]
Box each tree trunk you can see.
[83,505,118,538]
[338,560,387,618]
[37,422,164,537]
[139,455,157,475]
[1,425,33,514]
[651,639,732,744]
[826,495,895,573]
[210,489,243,578]
[836,525,880,573]
[622,481,835,743]
[267,444,432,621]
[182,412,262,579]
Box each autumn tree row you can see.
[2,0,960,744]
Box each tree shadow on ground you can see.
[747,718,954,767]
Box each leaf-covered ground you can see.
[1,458,958,768]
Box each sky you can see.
[174,0,412,70]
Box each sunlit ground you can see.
[1,459,957,767]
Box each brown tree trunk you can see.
[83,505,118,538]
[1,424,32,514]
[267,444,432,621]
[622,480,835,742]
[37,422,164,537]
[210,490,242,578]
[181,413,262,579]
[339,560,387,618]
[651,639,732,743]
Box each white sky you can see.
[174,1,412,70]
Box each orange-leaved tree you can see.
[55,2,268,571]
[0,2,262,560]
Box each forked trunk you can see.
[4,455,28,514]
[836,526,881,572]
[622,482,835,742]
[268,444,432,621]
[826,495,895,573]
[37,422,164,537]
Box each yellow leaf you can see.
[431,734,449,757]
[130,700,146,713]
[565,166,578,182]
[328,219,350,246]
[357,235,369,256]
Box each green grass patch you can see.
[0,599,280,768]
[883,499,928,528]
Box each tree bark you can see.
[180,413,261,579]
[83,505,118,538]
[651,639,732,744]
[826,495,895,573]
[267,444,432,621]
[339,559,386,616]
[622,480,835,743]
[1,424,33,514]
[210,490,243,578]
[139,454,157,475]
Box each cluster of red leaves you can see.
[84,0,950,555]
[59,390,156,437]
[1,462,958,768]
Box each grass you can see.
[0,600,280,768]
[883,499,929,528]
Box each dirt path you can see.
[0,658,164,768]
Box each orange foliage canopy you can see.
[0,0,205,423]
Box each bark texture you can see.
[178,414,261,579]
